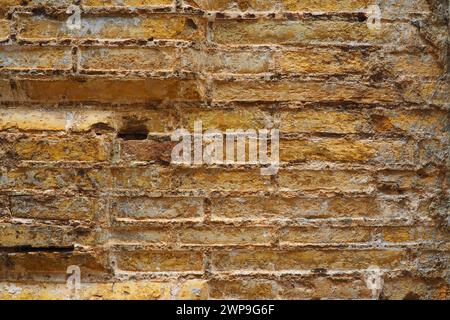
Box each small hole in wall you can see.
[118,118,149,140]
[186,18,198,30]
[117,131,148,141]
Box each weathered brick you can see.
[277,276,371,300]
[278,48,366,74]
[278,170,373,192]
[177,279,208,300]
[279,110,371,134]
[280,139,414,163]
[14,136,110,161]
[176,226,272,245]
[213,20,420,46]
[371,110,449,137]
[0,20,9,40]
[84,0,173,7]
[377,170,441,192]
[180,48,273,74]
[174,169,272,191]
[212,249,406,271]
[0,223,99,247]
[109,227,170,244]
[0,108,115,133]
[0,280,172,300]
[209,278,277,299]
[0,168,111,190]
[80,47,177,71]
[181,107,273,131]
[112,196,204,220]
[0,46,72,71]
[18,15,205,41]
[0,79,203,103]
[10,195,102,220]
[280,226,438,244]
[112,166,171,190]
[213,80,401,103]
[120,140,175,162]
[0,251,110,281]
[186,0,278,11]
[115,249,203,272]
[211,196,414,220]
[117,108,179,133]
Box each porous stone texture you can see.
[0,0,448,300]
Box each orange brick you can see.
[115,250,204,272]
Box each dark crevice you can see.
[117,132,148,141]
[0,245,75,253]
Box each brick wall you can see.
[0,0,448,299]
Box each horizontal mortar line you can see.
[104,243,446,251]
[10,39,202,47]
[4,70,436,82]
[3,189,433,199]
[4,38,434,51]
[1,73,435,82]
[0,245,75,253]
[206,218,436,226]
[0,41,434,53]
[10,7,433,23]
[110,217,436,226]
[6,161,442,170]
[277,242,444,248]
[113,271,204,277]
[2,131,443,140]
[208,269,427,277]
[0,99,445,109]
[1,190,441,200]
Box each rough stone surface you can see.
[0,0,448,300]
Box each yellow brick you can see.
[212,249,406,271]
[0,108,115,132]
[177,226,272,245]
[280,227,372,244]
[177,279,208,300]
[176,169,272,191]
[0,19,9,40]
[14,136,110,161]
[213,20,419,45]
[1,168,111,190]
[213,80,401,103]
[10,195,102,221]
[112,197,204,220]
[282,0,370,12]
[280,139,414,163]
[84,0,173,6]
[115,250,204,272]
[113,166,171,190]
[182,108,272,131]
[279,110,371,134]
[18,15,205,41]
[278,170,373,192]
[0,281,171,300]
[109,227,170,244]
[0,46,71,70]
[371,110,449,137]
[0,252,110,280]
[187,0,277,11]
[0,79,203,103]
[210,196,406,220]
[80,47,177,71]
[181,48,273,73]
[278,48,365,74]
[209,279,277,299]
[0,223,98,247]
